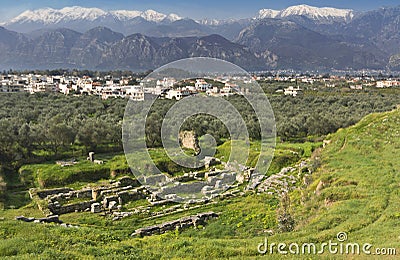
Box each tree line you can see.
[0,90,398,169]
[0,93,126,169]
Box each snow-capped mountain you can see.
[257,9,280,19]
[10,6,181,23]
[108,10,142,21]
[9,7,107,24]
[1,5,400,71]
[0,4,372,43]
[3,6,182,33]
[257,4,354,23]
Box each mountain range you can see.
[1,4,400,71]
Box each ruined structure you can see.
[30,176,148,215]
[131,212,218,237]
[179,131,200,153]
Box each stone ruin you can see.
[87,152,103,164]
[256,160,311,197]
[30,176,148,215]
[87,152,95,162]
[16,215,62,224]
[15,215,79,228]
[147,170,238,203]
[29,164,248,223]
[27,155,300,226]
[257,167,297,196]
[131,211,218,237]
[19,148,323,236]
[56,159,78,167]
[179,130,200,153]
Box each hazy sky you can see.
[0,0,399,22]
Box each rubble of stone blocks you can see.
[29,176,148,215]
[256,161,311,196]
[15,215,80,228]
[144,188,244,220]
[131,212,219,237]
[31,187,73,199]
[16,215,62,224]
[147,170,238,203]
[48,200,95,215]
[112,211,134,221]
[56,160,78,167]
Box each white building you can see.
[284,86,301,97]
[195,79,212,91]
[376,80,400,88]
[77,78,94,94]
[0,83,25,92]
[165,88,191,100]
[58,83,70,95]
[27,82,57,93]
[157,77,176,88]
[125,86,145,101]
[220,83,236,96]
[101,86,125,99]
[206,87,219,96]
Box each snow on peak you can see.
[257,4,354,23]
[258,9,280,19]
[165,13,183,22]
[7,6,182,25]
[10,6,107,24]
[110,9,181,22]
[109,10,142,20]
[10,8,58,24]
[141,10,167,22]
[280,5,353,20]
[58,6,107,21]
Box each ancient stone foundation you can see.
[16,215,62,224]
[131,211,218,237]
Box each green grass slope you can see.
[288,107,400,255]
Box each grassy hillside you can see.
[288,107,400,253]
[0,108,399,259]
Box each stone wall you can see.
[16,215,62,224]
[41,178,148,215]
[47,189,92,202]
[132,212,218,237]
[48,200,95,215]
[32,188,73,199]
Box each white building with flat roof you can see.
[165,88,191,100]
[125,86,144,101]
